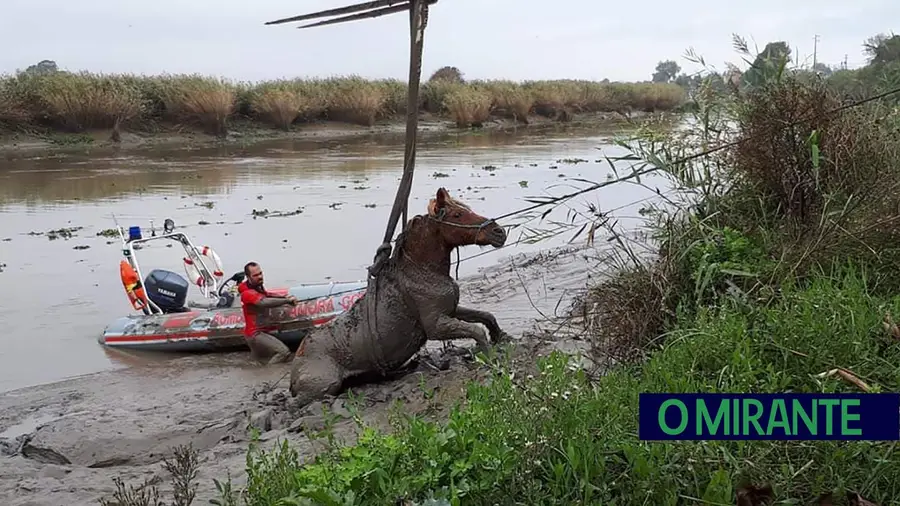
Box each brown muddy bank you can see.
[0,111,657,160]
[0,244,604,506]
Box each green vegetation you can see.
[100,32,900,505]
[0,64,686,137]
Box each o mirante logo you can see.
[639,393,900,441]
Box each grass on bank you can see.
[216,267,900,506]
[0,69,687,136]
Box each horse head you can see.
[427,187,507,249]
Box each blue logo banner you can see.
[639,393,900,441]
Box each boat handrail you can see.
[117,224,224,315]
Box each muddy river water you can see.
[0,124,670,394]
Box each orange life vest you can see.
[120,260,148,311]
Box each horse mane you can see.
[391,214,424,261]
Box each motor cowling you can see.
[144,269,189,313]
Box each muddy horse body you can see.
[289,187,509,405]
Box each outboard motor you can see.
[144,269,189,314]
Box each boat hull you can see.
[98,281,367,352]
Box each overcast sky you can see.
[1,0,896,83]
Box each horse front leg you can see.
[454,305,510,344]
[423,313,491,353]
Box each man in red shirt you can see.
[239,261,297,364]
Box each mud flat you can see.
[0,243,603,506]
[0,111,653,160]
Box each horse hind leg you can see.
[289,354,345,409]
[426,313,492,354]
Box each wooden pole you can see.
[367,0,428,277]
[264,0,434,278]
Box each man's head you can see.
[244,261,263,287]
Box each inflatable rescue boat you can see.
[98,218,366,352]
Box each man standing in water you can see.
[238,261,298,364]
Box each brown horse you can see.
[288,187,509,406]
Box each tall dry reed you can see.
[0,69,687,134]
[377,79,409,117]
[443,87,492,127]
[0,78,30,126]
[322,77,387,126]
[479,80,534,122]
[156,75,236,136]
[25,72,143,131]
[247,80,327,130]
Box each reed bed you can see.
[477,80,535,122]
[322,76,387,127]
[0,70,687,134]
[154,75,237,136]
[0,78,30,126]
[442,86,493,127]
[246,79,328,130]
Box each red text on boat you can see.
[339,291,366,311]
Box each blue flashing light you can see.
[128,226,142,242]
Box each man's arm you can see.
[253,296,294,308]
[242,289,297,309]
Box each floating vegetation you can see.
[252,208,304,219]
[557,157,589,164]
[47,226,83,240]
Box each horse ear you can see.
[435,187,449,208]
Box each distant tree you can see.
[652,60,681,83]
[863,33,900,65]
[24,59,58,75]
[428,66,464,83]
[736,38,791,88]
[673,73,700,91]
[812,62,833,76]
